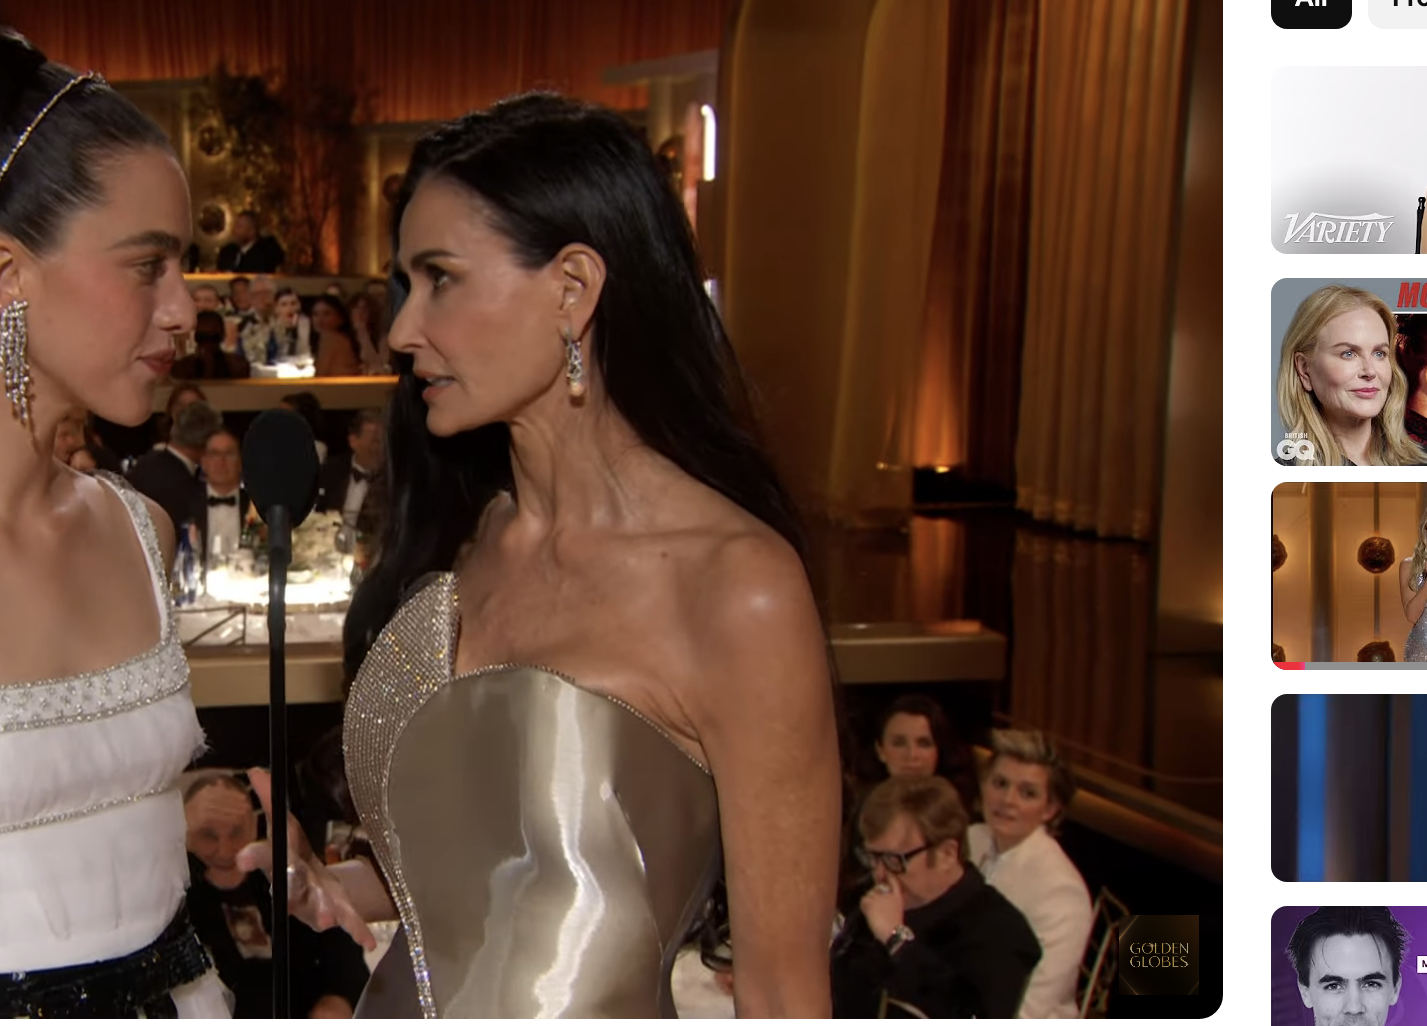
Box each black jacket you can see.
[217,235,285,273]
[831,864,1042,1019]
[317,453,386,538]
[126,448,204,534]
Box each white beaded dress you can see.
[0,474,228,1016]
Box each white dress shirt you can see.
[205,485,242,559]
[968,823,1094,1019]
[342,461,374,528]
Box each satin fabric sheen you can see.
[346,575,721,1018]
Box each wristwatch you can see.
[884,924,915,956]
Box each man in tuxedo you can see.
[217,211,285,273]
[127,401,223,533]
[318,409,385,539]
[196,428,250,563]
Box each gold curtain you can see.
[1015,0,1192,539]
[913,1,1036,487]
[5,0,728,123]
[825,0,949,521]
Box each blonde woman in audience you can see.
[1276,284,1426,466]
[967,730,1093,1019]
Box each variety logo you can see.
[1282,212,1394,245]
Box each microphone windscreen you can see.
[242,408,320,526]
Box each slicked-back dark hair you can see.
[343,92,805,672]
[0,29,171,256]
[1287,906,1408,987]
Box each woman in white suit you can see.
[967,730,1094,1019]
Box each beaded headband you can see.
[0,71,105,188]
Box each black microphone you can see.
[241,408,320,1021]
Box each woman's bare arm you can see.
[690,535,841,1018]
[1400,560,1427,626]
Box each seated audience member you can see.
[128,400,222,532]
[68,447,98,474]
[312,295,364,378]
[832,776,1041,1019]
[192,283,222,313]
[153,382,208,451]
[348,292,389,375]
[174,310,251,380]
[272,286,314,362]
[229,276,253,317]
[968,730,1094,1020]
[869,694,979,815]
[318,409,386,539]
[217,209,286,273]
[280,392,330,463]
[53,405,86,466]
[238,277,280,365]
[183,773,369,1018]
[196,428,250,563]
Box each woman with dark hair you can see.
[312,293,364,377]
[324,93,841,1017]
[869,693,979,815]
[349,290,390,374]
[0,29,368,1017]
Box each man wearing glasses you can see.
[831,776,1041,1018]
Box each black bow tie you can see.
[351,469,373,485]
[208,494,238,507]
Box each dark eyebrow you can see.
[1358,972,1388,983]
[401,249,458,275]
[110,230,184,254]
[1317,974,1346,985]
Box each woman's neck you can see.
[1326,413,1374,464]
[505,383,669,537]
[0,398,64,525]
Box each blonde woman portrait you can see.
[1276,284,1426,466]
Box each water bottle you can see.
[172,521,200,606]
[265,328,280,366]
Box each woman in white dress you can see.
[0,30,368,1016]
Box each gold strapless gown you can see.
[344,574,721,1018]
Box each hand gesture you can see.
[859,873,906,945]
[235,767,377,951]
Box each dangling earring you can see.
[562,325,585,398]
[0,299,32,427]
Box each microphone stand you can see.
[266,505,291,1020]
[1417,197,1424,255]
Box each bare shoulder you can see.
[669,509,828,721]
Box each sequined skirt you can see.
[0,903,213,1018]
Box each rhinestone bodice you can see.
[0,474,204,972]
[345,573,721,1018]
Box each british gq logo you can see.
[1282,212,1395,246]
[1277,433,1315,461]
